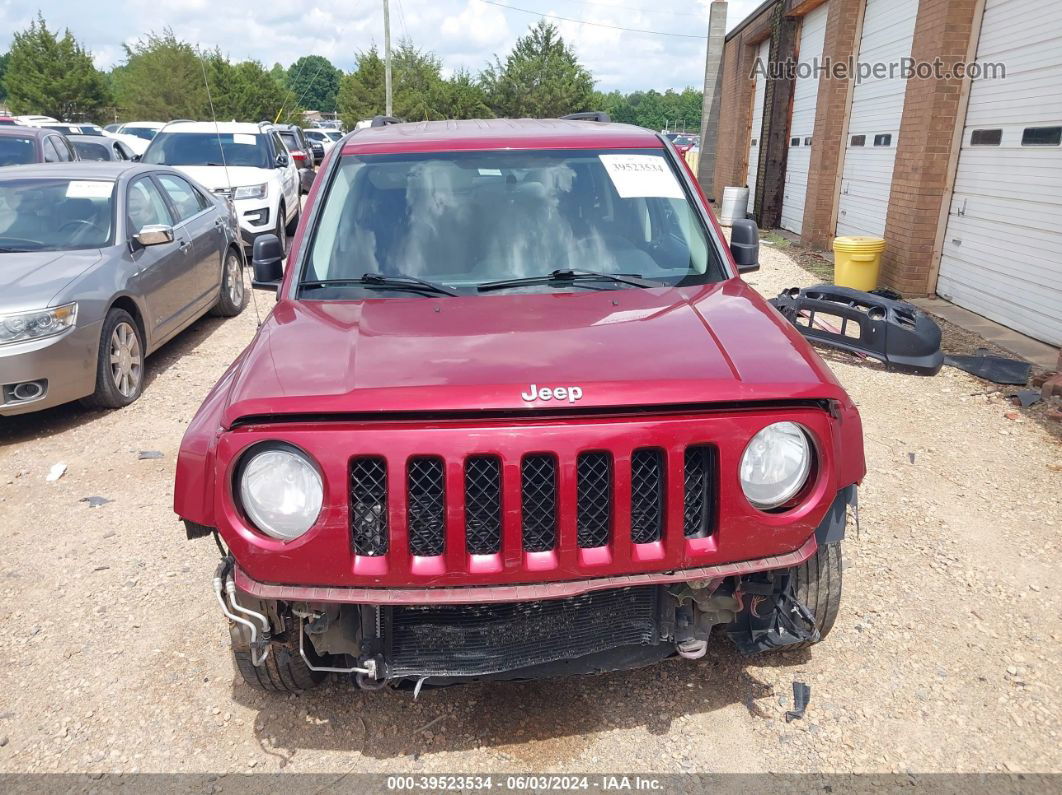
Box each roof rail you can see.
[370,115,404,127]
[560,111,611,123]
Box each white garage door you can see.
[781,2,829,235]
[836,0,919,238]
[936,0,1062,345]
[745,39,770,216]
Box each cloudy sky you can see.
[1,0,762,93]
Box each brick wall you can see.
[880,0,980,296]
[800,0,864,248]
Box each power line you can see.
[479,0,707,38]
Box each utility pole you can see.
[383,0,393,117]
[697,0,728,200]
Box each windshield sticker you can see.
[65,180,113,199]
[599,154,684,199]
[232,133,256,146]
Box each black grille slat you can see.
[630,449,664,544]
[683,446,717,538]
[577,452,612,548]
[350,457,388,556]
[386,586,660,678]
[521,455,557,552]
[407,457,445,556]
[465,456,502,555]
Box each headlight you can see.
[0,303,77,345]
[238,445,323,541]
[739,422,812,510]
[233,182,268,200]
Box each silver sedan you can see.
[0,162,248,416]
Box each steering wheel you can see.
[58,219,103,240]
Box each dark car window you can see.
[127,177,174,234]
[143,132,271,168]
[271,132,285,159]
[123,126,158,141]
[51,136,74,162]
[0,177,115,250]
[72,140,112,161]
[157,174,207,221]
[279,131,302,152]
[304,148,724,294]
[42,138,61,163]
[0,136,37,166]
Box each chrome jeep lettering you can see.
[521,384,584,403]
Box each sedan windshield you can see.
[72,140,112,161]
[144,132,270,168]
[0,137,36,167]
[123,126,158,141]
[303,148,724,296]
[0,178,115,251]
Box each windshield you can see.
[302,148,723,297]
[123,126,158,141]
[0,137,36,167]
[0,178,115,251]
[143,132,270,168]
[72,140,111,161]
[325,131,342,142]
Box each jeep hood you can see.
[221,279,845,425]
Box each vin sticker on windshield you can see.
[599,154,684,199]
[66,181,113,199]
[232,133,256,146]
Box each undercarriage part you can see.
[785,681,811,722]
[769,285,943,376]
[213,558,270,666]
[815,485,856,546]
[676,639,707,659]
[297,616,378,677]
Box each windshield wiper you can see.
[477,269,662,293]
[300,272,459,297]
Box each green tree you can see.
[337,42,453,125]
[268,62,287,90]
[444,70,493,120]
[113,30,209,120]
[0,51,9,102]
[210,57,290,123]
[286,55,341,113]
[480,20,593,119]
[4,15,110,120]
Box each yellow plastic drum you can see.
[833,236,886,292]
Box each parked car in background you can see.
[303,128,338,162]
[68,134,137,162]
[14,115,59,127]
[267,124,316,191]
[0,117,18,127]
[0,162,248,416]
[116,122,165,143]
[0,126,78,167]
[42,123,107,137]
[103,124,122,133]
[141,121,302,252]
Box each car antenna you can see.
[198,51,262,327]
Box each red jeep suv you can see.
[175,117,865,692]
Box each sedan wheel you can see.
[211,250,249,317]
[109,321,143,398]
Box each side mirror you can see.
[251,234,284,291]
[730,219,760,273]
[134,224,175,247]
[275,153,289,168]
[131,154,141,162]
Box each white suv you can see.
[141,122,301,252]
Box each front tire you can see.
[81,309,145,409]
[232,644,326,693]
[210,249,248,317]
[788,541,843,648]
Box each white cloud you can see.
[0,0,765,92]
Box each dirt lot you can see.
[0,247,1059,778]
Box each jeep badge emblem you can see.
[521,384,583,403]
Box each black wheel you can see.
[210,248,248,317]
[284,201,300,236]
[788,541,843,649]
[232,644,326,693]
[81,308,145,409]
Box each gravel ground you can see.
[0,247,1059,778]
